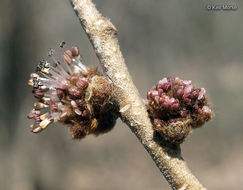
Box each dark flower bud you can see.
[146,77,213,144]
[71,46,80,57]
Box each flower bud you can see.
[27,44,119,139]
[71,46,80,57]
[146,77,213,144]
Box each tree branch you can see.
[69,0,206,189]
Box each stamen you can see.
[33,77,42,89]
[72,57,88,74]
[36,59,50,74]
[30,124,43,133]
[40,112,50,120]
[40,119,52,129]
[71,46,79,56]
[34,102,48,110]
[55,62,71,79]
[48,48,59,65]
[48,48,55,57]
[59,41,66,48]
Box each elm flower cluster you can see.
[146,77,213,144]
[28,44,118,139]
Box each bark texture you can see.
[69,0,206,189]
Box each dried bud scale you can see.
[27,44,118,139]
[146,77,213,144]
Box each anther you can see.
[40,112,50,120]
[32,126,43,133]
[59,41,66,48]
[34,102,48,110]
[40,119,52,129]
[33,77,42,89]
[48,48,55,57]
[63,51,72,65]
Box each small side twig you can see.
[69,0,206,189]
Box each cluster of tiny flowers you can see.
[146,77,213,144]
[28,43,118,139]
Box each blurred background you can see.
[0,0,242,189]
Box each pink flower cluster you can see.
[146,77,213,143]
[147,77,211,119]
[28,45,98,135]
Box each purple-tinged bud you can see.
[183,80,192,85]
[184,85,193,94]
[157,83,170,91]
[159,97,165,104]
[177,88,184,97]
[151,90,159,98]
[202,105,211,113]
[27,113,37,119]
[158,78,168,85]
[71,46,79,57]
[198,88,206,100]
[171,100,180,110]
[158,89,163,96]
[146,77,213,144]
[33,89,45,99]
[147,91,152,99]
[163,102,170,109]
[189,89,199,100]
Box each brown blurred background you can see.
[0,0,243,189]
